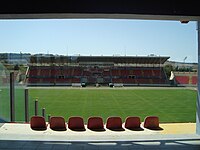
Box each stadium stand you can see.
[26,55,170,87]
[173,71,197,86]
[30,116,47,131]
[192,76,198,85]
[175,76,189,84]
[49,116,66,131]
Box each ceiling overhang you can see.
[0,1,200,20]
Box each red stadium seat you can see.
[68,116,86,131]
[125,116,143,131]
[106,116,124,131]
[87,117,105,131]
[143,116,162,130]
[30,116,47,131]
[49,116,66,131]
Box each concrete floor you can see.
[0,122,199,149]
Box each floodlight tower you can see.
[183,56,187,63]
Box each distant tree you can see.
[164,64,174,78]
[14,64,19,70]
[189,67,193,72]
[175,66,179,71]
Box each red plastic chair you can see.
[49,116,66,131]
[125,116,141,130]
[30,116,47,131]
[68,116,85,131]
[144,116,160,129]
[106,116,124,131]
[87,116,105,131]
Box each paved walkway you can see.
[0,123,199,149]
[0,137,200,150]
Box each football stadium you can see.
[0,1,200,149]
[0,53,198,149]
[26,55,197,122]
[0,54,197,123]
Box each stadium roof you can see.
[30,55,170,64]
[76,56,170,64]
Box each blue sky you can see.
[0,19,197,63]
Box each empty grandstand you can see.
[26,55,170,87]
[173,71,197,86]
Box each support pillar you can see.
[42,108,46,118]
[10,72,15,122]
[196,21,200,134]
[35,99,38,116]
[25,89,29,122]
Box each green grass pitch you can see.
[27,88,196,123]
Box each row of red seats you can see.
[175,75,198,85]
[111,69,164,77]
[112,78,167,84]
[175,76,189,84]
[30,116,161,131]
